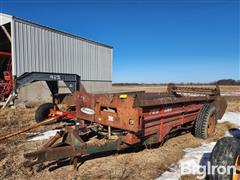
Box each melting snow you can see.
[157,142,216,180]
[157,112,240,180]
[220,112,240,125]
[28,130,59,141]
[221,92,240,96]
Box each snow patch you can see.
[158,112,240,180]
[221,92,240,96]
[157,142,216,180]
[220,112,240,125]
[28,130,59,141]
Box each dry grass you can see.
[113,85,240,93]
[0,85,239,179]
[0,108,35,136]
[0,120,236,180]
[224,96,240,112]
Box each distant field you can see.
[113,85,240,112]
[113,85,240,93]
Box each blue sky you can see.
[1,0,239,83]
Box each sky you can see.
[0,0,239,83]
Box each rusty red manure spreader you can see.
[23,84,227,169]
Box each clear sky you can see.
[1,0,239,83]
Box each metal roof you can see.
[0,13,113,49]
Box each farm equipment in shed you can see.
[0,51,12,102]
[22,84,227,170]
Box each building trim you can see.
[12,15,113,49]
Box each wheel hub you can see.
[208,114,216,135]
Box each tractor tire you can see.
[194,103,217,139]
[35,103,53,123]
[209,137,240,180]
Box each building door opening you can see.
[0,23,12,101]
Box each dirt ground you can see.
[0,85,239,180]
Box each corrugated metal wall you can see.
[12,18,112,82]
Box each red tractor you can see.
[0,51,12,102]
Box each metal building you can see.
[0,13,112,105]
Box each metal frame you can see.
[0,51,11,57]
[23,85,227,170]
[0,25,11,42]
[16,72,80,104]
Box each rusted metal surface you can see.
[24,125,121,167]
[74,87,142,132]
[124,132,141,145]
[43,131,62,149]
[208,113,216,136]
[134,95,215,107]
[167,84,220,96]
[213,96,227,119]
[23,84,227,169]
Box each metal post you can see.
[108,126,111,139]
[1,25,11,42]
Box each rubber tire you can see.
[194,103,217,139]
[35,103,53,123]
[209,137,240,180]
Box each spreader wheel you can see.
[209,137,240,180]
[194,103,217,139]
[35,103,54,123]
[208,113,216,135]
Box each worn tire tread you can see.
[209,137,240,180]
[194,103,216,139]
